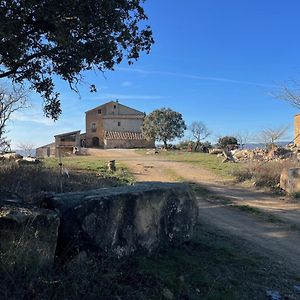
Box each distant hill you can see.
[244,141,291,150]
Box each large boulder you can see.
[280,168,300,194]
[44,183,198,258]
[0,201,60,272]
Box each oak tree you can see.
[0,0,153,119]
[142,108,187,149]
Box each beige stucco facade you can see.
[36,101,154,157]
[85,101,154,149]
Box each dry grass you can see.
[1,223,299,300]
[232,159,300,189]
[0,158,133,202]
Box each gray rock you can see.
[280,168,300,194]
[44,182,198,258]
[266,289,281,300]
[294,285,300,294]
[0,201,60,272]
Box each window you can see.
[113,105,116,109]
[97,109,102,114]
[60,135,75,142]
[91,123,96,132]
[118,121,121,127]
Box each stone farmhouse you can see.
[36,101,154,157]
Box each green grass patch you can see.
[137,150,243,179]
[44,156,134,185]
[0,157,134,201]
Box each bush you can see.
[232,159,300,189]
[217,136,238,150]
[197,141,212,153]
[177,140,194,150]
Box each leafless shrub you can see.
[0,84,28,153]
[232,159,300,189]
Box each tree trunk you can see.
[163,140,168,149]
[194,140,200,152]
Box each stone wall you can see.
[0,183,198,271]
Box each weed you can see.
[0,157,133,202]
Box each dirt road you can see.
[88,148,300,273]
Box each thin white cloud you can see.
[117,67,276,88]
[86,93,164,101]
[121,81,133,87]
[11,110,56,126]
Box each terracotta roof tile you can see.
[104,130,145,140]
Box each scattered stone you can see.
[209,148,223,155]
[232,146,294,162]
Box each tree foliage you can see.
[142,108,187,148]
[0,0,154,119]
[0,84,28,153]
[217,136,238,150]
[189,121,211,151]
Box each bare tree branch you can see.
[234,131,251,149]
[0,83,28,153]
[273,80,300,109]
[189,121,211,151]
[256,126,289,148]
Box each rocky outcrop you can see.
[0,183,198,271]
[280,168,300,194]
[0,201,60,272]
[44,183,198,258]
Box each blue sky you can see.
[7,0,300,148]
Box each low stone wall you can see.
[0,183,198,271]
[44,182,198,258]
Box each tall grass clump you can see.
[0,159,133,202]
[232,159,300,189]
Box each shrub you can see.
[217,136,238,150]
[232,159,300,189]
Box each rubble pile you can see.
[210,145,300,163]
[232,147,295,162]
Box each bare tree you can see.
[257,126,289,148]
[274,81,300,108]
[234,131,251,149]
[17,141,36,157]
[0,84,28,153]
[190,121,211,151]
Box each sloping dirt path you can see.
[88,148,300,273]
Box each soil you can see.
[87,148,300,274]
